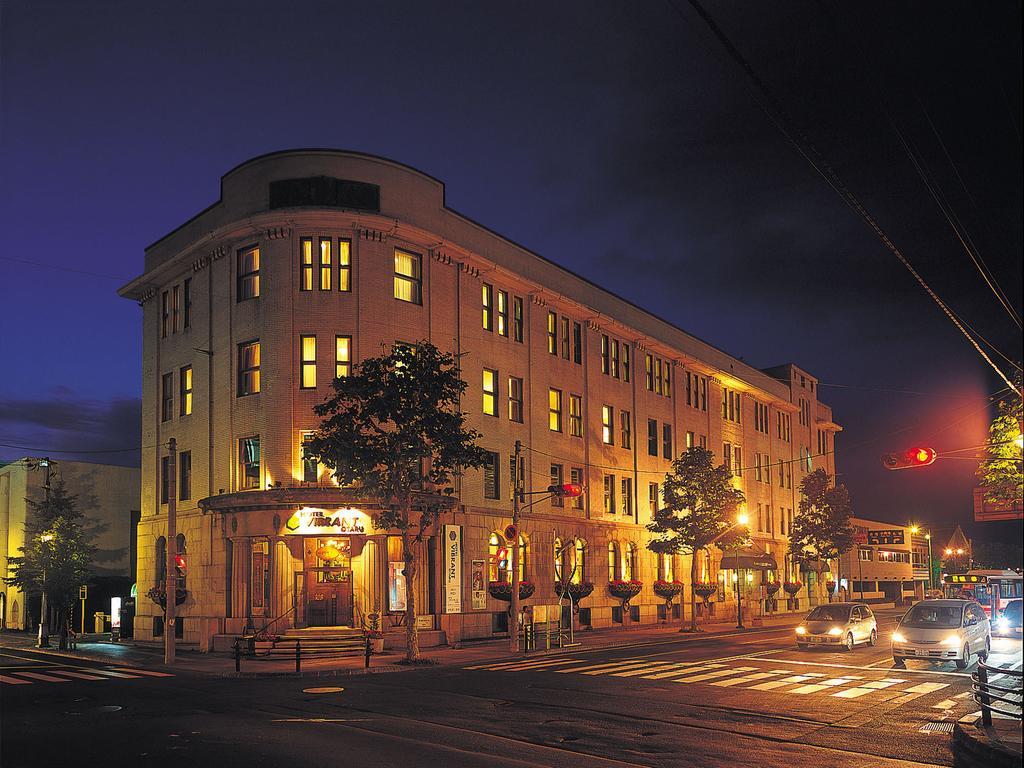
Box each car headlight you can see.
[996,616,1009,630]
[892,631,906,643]
[942,636,961,646]
[795,626,806,635]
[828,627,842,636]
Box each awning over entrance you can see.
[719,547,778,571]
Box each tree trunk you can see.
[56,605,68,651]
[401,521,420,662]
[686,549,699,633]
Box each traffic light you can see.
[174,553,187,576]
[881,446,937,470]
[547,483,584,497]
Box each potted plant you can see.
[692,581,716,619]
[765,581,782,598]
[145,585,186,608]
[488,580,535,602]
[555,580,594,602]
[653,579,683,600]
[608,579,643,602]
[365,609,385,653]
[783,580,802,610]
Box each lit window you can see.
[622,344,630,382]
[237,245,260,301]
[482,284,493,331]
[624,542,636,580]
[550,464,564,507]
[338,239,351,292]
[482,368,498,416]
[621,478,633,516]
[547,312,557,355]
[497,290,508,337]
[488,532,525,582]
[611,339,619,378]
[554,538,564,582]
[238,340,260,396]
[655,358,662,395]
[319,238,332,290]
[573,538,587,584]
[161,372,173,422]
[239,436,260,490]
[300,238,314,291]
[603,475,615,514]
[300,335,317,389]
[602,405,614,445]
[394,248,422,304]
[548,388,563,432]
[608,541,620,580]
[508,376,523,422]
[179,365,192,416]
[335,335,351,378]
[569,394,583,438]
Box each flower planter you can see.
[765,582,782,598]
[782,582,803,597]
[369,636,385,654]
[555,581,594,602]
[608,580,643,603]
[145,586,187,608]
[653,580,684,600]
[488,581,535,602]
[693,582,717,601]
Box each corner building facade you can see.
[119,150,841,650]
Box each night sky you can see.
[1,2,1020,543]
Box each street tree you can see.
[788,468,854,601]
[976,378,1023,510]
[306,342,489,661]
[647,447,746,632]
[4,480,97,649]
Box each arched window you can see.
[608,541,620,581]
[489,532,526,582]
[155,536,167,586]
[572,538,587,584]
[664,554,674,582]
[624,542,637,581]
[175,533,187,590]
[553,537,563,583]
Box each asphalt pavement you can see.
[2,608,1021,768]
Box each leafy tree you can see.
[977,378,1023,509]
[647,447,746,632]
[307,342,489,661]
[5,480,97,649]
[971,538,1022,570]
[788,468,854,600]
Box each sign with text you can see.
[471,559,486,610]
[867,529,904,546]
[442,524,462,614]
[943,573,987,584]
[283,507,370,536]
[388,561,407,612]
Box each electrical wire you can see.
[0,256,132,283]
[675,0,1021,398]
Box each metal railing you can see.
[972,660,1023,726]
[233,634,371,673]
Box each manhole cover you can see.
[302,687,344,694]
[919,721,954,733]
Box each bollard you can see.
[978,664,992,727]
[234,640,241,673]
[295,639,301,673]
[364,635,371,669]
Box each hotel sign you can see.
[867,529,904,546]
[442,524,462,614]
[283,507,371,536]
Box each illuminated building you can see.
[119,150,840,648]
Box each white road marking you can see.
[14,671,70,682]
[748,673,824,691]
[832,687,875,699]
[494,659,580,672]
[641,663,724,680]
[932,699,956,710]
[0,674,32,685]
[673,666,757,683]
[562,659,656,674]
[610,662,688,677]
[581,660,669,676]
[710,671,781,687]
[787,677,859,695]
[82,669,140,679]
[58,671,109,681]
[903,682,949,695]
[466,657,577,671]
[860,678,905,689]
[110,667,174,677]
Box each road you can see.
[2,608,1021,767]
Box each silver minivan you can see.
[795,602,878,650]
[891,599,991,669]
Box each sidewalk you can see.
[954,712,1023,768]
[3,611,808,678]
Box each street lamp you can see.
[909,525,934,591]
[37,533,55,648]
[725,513,750,630]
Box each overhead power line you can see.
[678,0,1021,399]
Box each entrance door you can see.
[303,537,355,627]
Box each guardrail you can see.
[972,660,1023,726]
[233,635,371,673]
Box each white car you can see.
[891,599,990,670]
[795,602,878,651]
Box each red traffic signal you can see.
[881,446,937,470]
[548,483,584,498]
[174,554,187,572]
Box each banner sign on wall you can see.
[471,559,487,610]
[442,525,462,614]
[388,561,407,612]
[867,529,905,546]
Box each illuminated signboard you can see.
[283,507,371,535]
[867,529,905,546]
[942,574,988,584]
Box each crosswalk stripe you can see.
[832,687,875,699]
[710,671,780,687]
[903,682,948,695]
[748,673,824,691]
[787,677,859,695]
[466,657,573,671]
[674,666,757,684]
[82,669,140,679]
[489,659,580,672]
[0,674,33,685]
[860,679,904,689]
[558,659,653,674]
[641,663,722,680]
[15,671,71,682]
[610,663,683,677]
[109,667,174,678]
[581,660,666,676]
[932,699,957,710]
[56,671,109,681]
[954,691,973,699]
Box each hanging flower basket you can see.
[488,581,535,602]
[826,580,837,594]
[145,585,186,608]
[765,581,782,597]
[693,582,717,601]
[555,581,594,601]
[653,580,684,599]
[608,580,643,601]
[782,581,803,596]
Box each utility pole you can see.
[509,440,522,653]
[37,458,52,648]
[165,438,177,666]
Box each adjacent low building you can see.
[839,518,919,604]
[118,150,842,650]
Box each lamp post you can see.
[37,532,54,648]
[909,525,934,592]
[715,513,750,630]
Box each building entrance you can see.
[301,537,354,627]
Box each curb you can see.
[222,664,409,679]
[953,714,1023,768]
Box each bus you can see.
[941,570,1023,617]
